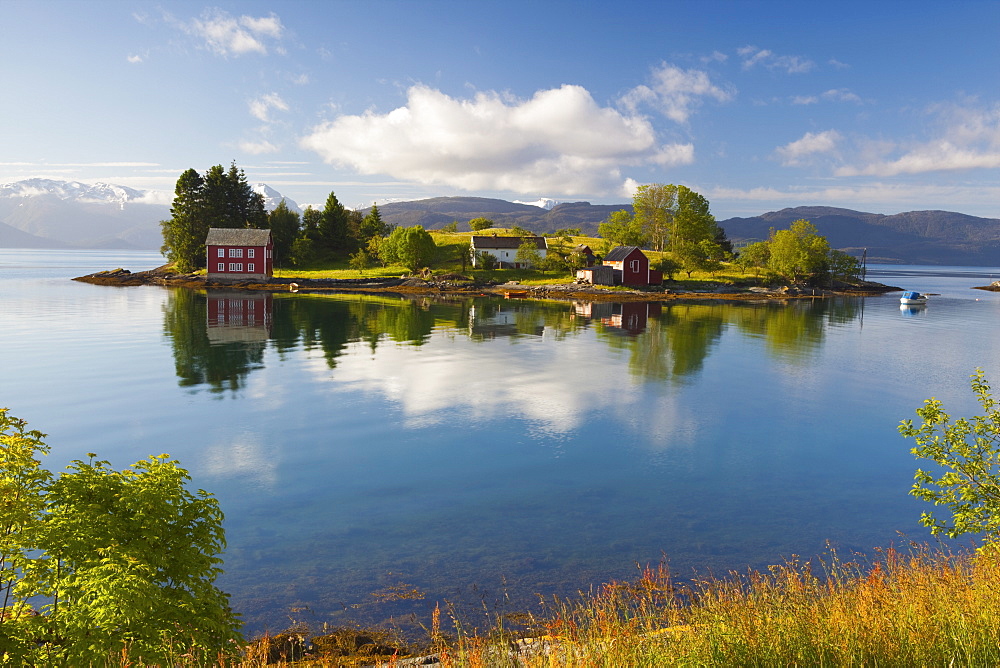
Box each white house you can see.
[470,235,548,268]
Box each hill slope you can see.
[720,206,1000,265]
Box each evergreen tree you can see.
[160,168,208,272]
[160,163,268,271]
[318,192,353,255]
[359,203,389,242]
[301,205,322,241]
[268,199,301,266]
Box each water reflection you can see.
[163,290,866,392]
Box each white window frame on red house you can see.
[248,263,255,272]
[228,248,243,258]
[629,259,640,272]
[229,263,243,272]
[217,263,224,272]
[248,248,255,258]
[217,248,225,257]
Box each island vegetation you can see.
[152,163,873,300]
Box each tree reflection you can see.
[162,288,266,393]
[163,289,863,392]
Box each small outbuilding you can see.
[602,246,662,286]
[206,228,273,281]
[576,246,662,286]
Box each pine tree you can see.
[268,199,301,266]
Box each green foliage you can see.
[0,410,241,665]
[632,184,677,252]
[290,236,316,267]
[268,199,301,266]
[734,241,771,276]
[159,163,266,272]
[468,217,494,232]
[598,209,648,249]
[359,203,391,242]
[653,256,681,280]
[441,221,459,234]
[318,192,354,255]
[900,369,1000,546]
[828,249,862,281]
[515,239,543,267]
[301,205,322,241]
[380,225,437,274]
[473,250,498,270]
[766,219,831,283]
[349,249,371,273]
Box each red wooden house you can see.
[206,228,273,281]
[600,246,663,286]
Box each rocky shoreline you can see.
[73,265,902,302]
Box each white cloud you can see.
[775,130,842,166]
[127,53,143,64]
[836,102,1000,176]
[792,95,818,105]
[822,88,862,104]
[240,140,279,155]
[249,92,289,122]
[300,84,693,197]
[738,45,815,74]
[187,9,284,56]
[620,62,733,124]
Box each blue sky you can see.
[3,0,999,219]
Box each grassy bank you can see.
[229,543,999,666]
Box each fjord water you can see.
[3,249,1000,634]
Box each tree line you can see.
[159,165,860,284]
[160,162,394,272]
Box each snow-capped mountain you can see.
[0,179,150,210]
[513,197,559,210]
[253,183,302,214]
[0,178,300,250]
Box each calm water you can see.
[3,249,1000,635]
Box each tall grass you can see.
[441,545,1000,667]
[63,544,1000,665]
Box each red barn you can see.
[206,228,273,281]
[602,246,662,286]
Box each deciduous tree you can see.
[598,209,647,249]
[633,184,677,252]
[900,369,1000,547]
[380,225,437,274]
[0,410,241,665]
[469,217,494,232]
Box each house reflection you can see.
[206,290,273,343]
[468,303,545,339]
[573,301,660,335]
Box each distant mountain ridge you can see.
[1,181,997,265]
[720,206,1000,265]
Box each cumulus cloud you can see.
[187,9,284,56]
[738,45,815,74]
[775,130,842,166]
[300,84,694,196]
[837,102,1000,176]
[620,62,733,124]
[249,92,289,122]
